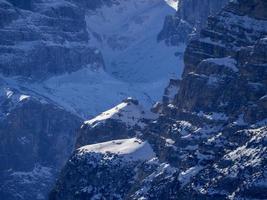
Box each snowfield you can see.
[78,138,155,161]
[86,0,183,83]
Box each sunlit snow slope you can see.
[86,0,184,83]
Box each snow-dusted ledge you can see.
[84,98,158,128]
[78,138,155,162]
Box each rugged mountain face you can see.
[50,0,267,199]
[0,1,188,199]
[75,98,158,148]
[0,80,82,200]
[0,1,93,198]
[0,0,104,79]
[158,0,229,45]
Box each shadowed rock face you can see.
[0,0,106,199]
[178,0,267,116]
[50,1,267,199]
[144,0,267,198]
[0,84,82,200]
[0,0,104,79]
[158,0,229,45]
[177,0,229,28]
[0,98,81,172]
[76,119,136,148]
[6,0,32,10]
[229,0,267,20]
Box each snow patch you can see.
[19,94,30,102]
[164,0,178,11]
[178,166,203,186]
[78,138,155,161]
[85,98,158,128]
[204,57,238,72]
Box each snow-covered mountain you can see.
[0,0,186,199]
[3,0,263,200]
[50,0,267,199]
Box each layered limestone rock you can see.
[146,0,267,198]
[158,0,229,45]
[0,0,104,79]
[50,0,267,199]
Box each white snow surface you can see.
[19,95,30,102]
[78,138,155,161]
[85,98,158,127]
[164,0,179,11]
[86,0,184,83]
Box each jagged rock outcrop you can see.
[76,98,158,148]
[0,0,104,79]
[50,0,267,199]
[158,0,229,45]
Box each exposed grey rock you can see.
[0,82,82,200]
[158,0,229,45]
[0,0,104,79]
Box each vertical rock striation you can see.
[158,0,229,45]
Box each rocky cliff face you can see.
[50,0,267,199]
[75,98,157,148]
[0,0,104,79]
[0,0,104,198]
[0,1,183,199]
[158,0,229,45]
[0,79,82,200]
